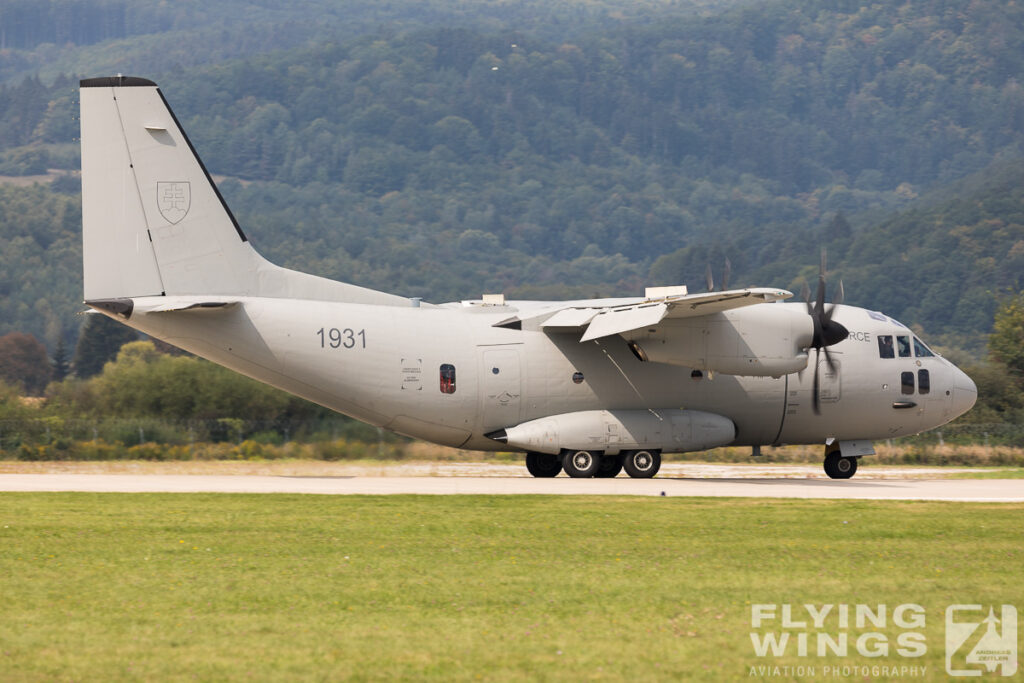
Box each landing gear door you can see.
[480,346,522,432]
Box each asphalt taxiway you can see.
[0,472,1020,501]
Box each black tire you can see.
[525,452,562,478]
[622,449,661,478]
[595,454,623,478]
[563,450,601,478]
[824,452,857,479]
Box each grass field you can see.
[0,495,1021,680]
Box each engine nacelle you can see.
[494,409,736,455]
[625,304,813,377]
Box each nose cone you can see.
[950,366,978,419]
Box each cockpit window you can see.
[897,335,912,358]
[878,335,895,359]
[901,371,915,395]
[913,337,935,357]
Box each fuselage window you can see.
[918,369,930,395]
[913,337,935,357]
[440,364,456,394]
[901,371,915,395]
[878,335,895,358]
[897,335,912,358]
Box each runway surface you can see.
[0,472,1020,501]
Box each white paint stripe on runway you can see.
[0,474,1021,501]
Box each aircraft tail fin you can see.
[80,76,409,306]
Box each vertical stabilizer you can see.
[81,75,257,299]
[80,76,412,306]
[80,77,167,300]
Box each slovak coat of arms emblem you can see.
[157,181,191,224]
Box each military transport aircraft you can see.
[79,76,977,479]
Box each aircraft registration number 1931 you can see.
[316,327,367,349]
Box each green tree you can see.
[0,332,52,395]
[989,293,1024,379]
[51,337,69,381]
[72,315,138,379]
[825,212,852,240]
[89,341,301,421]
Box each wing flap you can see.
[580,303,667,342]
[541,307,602,329]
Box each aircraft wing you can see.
[537,288,792,342]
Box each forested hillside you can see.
[0,0,1021,358]
[0,0,733,84]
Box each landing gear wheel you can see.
[623,450,661,478]
[563,450,601,478]
[595,454,623,478]
[525,452,562,478]
[824,452,857,479]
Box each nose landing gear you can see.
[823,446,858,479]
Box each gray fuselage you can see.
[116,297,977,453]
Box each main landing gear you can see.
[525,452,562,478]
[524,450,661,478]
[823,445,858,479]
[622,449,661,478]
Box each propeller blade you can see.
[823,345,838,374]
[705,263,714,292]
[812,348,822,415]
[815,272,826,318]
[722,258,731,291]
[796,250,847,412]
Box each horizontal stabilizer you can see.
[146,300,239,313]
[86,296,240,319]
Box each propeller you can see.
[803,250,848,415]
[705,258,732,292]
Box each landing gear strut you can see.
[525,452,562,478]
[823,449,858,479]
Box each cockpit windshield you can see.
[897,335,912,357]
[913,337,935,357]
[877,334,937,359]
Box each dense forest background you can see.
[0,0,1021,398]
